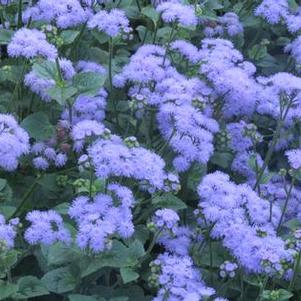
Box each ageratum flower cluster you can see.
[197,172,294,275]
[1,0,301,300]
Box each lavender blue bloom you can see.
[156,2,197,27]
[23,0,88,29]
[8,28,58,59]
[0,114,30,171]
[69,184,135,252]
[24,210,71,245]
[88,9,132,38]
[0,215,19,249]
[197,172,293,274]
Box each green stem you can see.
[109,37,114,93]
[0,8,6,29]
[66,98,73,125]
[256,277,268,301]
[55,58,63,84]
[152,25,158,44]
[276,178,295,233]
[162,22,176,65]
[17,0,22,28]
[289,251,301,290]
[10,175,41,218]
[89,165,93,198]
[135,0,141,11]
[253,100,293,190]
[70,22,87,60]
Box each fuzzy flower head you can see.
[198,39,259,118]
[286,149,301,170]
[203,12,243,38]
[88,9,132,38]
[71,120,105,151]
[69,184,135,252]
[150,253,215,300]
[255,0,288,24]
[219,261,238,278]
[0,215,19,249]
[197,172,293,274]
[61,89,107,126]
[156,2,197,27]
[0,114,30,171]
[8,28,57,59]
[24,210,71,245]
[285,36,301,67]
[22,0,88,29]
[152,209,180,231]
[31,142,67,170]
[88,135,174,192]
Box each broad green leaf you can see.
[120,267,139,284]
[32,60,58,80]
[142,6,160,23]
[21,112,55,140]
[72,72,106,95]
[47,85,77,105]
[187,164,207,191]
[80,240,145,278]
[0,250,18,271]
[0,65,24,83]
[60,30,80,45]
[15,276,49,299]
[262,289,293,301]
[0,179,7,191]
[205,0,223,10]
[41,267,77,294]
[41,242,79,266]
[210,152,234,169]
[0,206,16,218]
[152,193,187,210]
[0,281,18,300]
[0,29,14,45]
[91,31,110,44]
[68,295,98,301]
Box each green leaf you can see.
[0,29,14,45]
[205,0,223,10]
[68,295,98,301]
[41,267,77,294]
[91,31,110,44]
[80,240,145,278]
[41,242,79,266]
[0,281,18,300]
[47,85,77,105]
[262,289,293,301]
[0,65,25,83]
[120,267,139,284]
[142,6,160,23]
[21,112,55,140]
[15,276,49,299]
[72,72,106,96]
[210,152,234,169]
[187,164,207,191]
[283,218,301,231]
[260,172,276,184]
[0,206,15,219]
[0,179,7,191]
[152,193,187,210]
[32,60,58,80]
[110,298,129,301]
[60,30,80,45]
[0,250,18,271]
